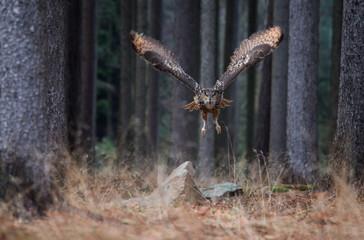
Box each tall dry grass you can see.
[1,152,364,240]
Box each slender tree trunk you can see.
[332,0,364,190]
[169,0,200,168]
[327,0,343,149]
[270,0,289,175]
[66,0,81,156]
[286,0,319,184]
[0,0,66,212]
[78,0,97,168]
[246,0,257,162]
[253,0,273,169]
[198,0,217,181]
[117,0,133,162]
[216,0,241,173]
[147,0,162,159]
[134,0,148,166]
[66,0,97,168]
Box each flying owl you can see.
[130,27,283,136]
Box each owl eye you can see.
[205,94,208,98]
[212,94,216,98]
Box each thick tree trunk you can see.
[0,0,66,212]
[169,0,200,168]
[253,0,273,169]
[246,0,258,162]
[198,0,217,181]
[133,0,148,166]
[147,0,162,159]
[286,0,320,184]
[270,0,289,174]
[216,0,241,172]
[117,0,133,162]
[332,0,364,189]
[327,0,343,149]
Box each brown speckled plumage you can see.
[130,27,283,136]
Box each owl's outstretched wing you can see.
[214,26,283,91]
[130,31,201,93]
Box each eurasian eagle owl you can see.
[130,27,283,136]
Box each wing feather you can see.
[215,26,283,91]
[130,31,201,93]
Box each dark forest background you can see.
[96,0,335,179]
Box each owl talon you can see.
[215,125,221,134]
[201,128,206,137]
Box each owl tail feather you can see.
[220,98,233,109]
[183,101,199,112]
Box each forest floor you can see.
[1,164,364,240]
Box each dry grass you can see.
[1,158,364,240]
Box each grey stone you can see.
[122,161,204,208]
[200,182,243,200]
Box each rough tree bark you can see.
[331,0,364,190]
[147,0,162,159]
[286,0,320,184]
[0,0,66,213]
[169,0,200,168]
[47,0,67,145]
[198,0,217,181]
[270,0,289,175]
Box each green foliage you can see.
[95,137,116,162]
[96,0,121,139]
[271,184,315,192]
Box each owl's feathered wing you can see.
[214,26,283,91]
[130,31,201,93]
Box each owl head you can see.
[198,89,219,109]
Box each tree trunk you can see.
[253,0,273,169]
[246,0,257,162]
[216,0,241,173]
[66,0,97,168]
[332,0,364,189]
[117,0,133,163]
[198,0,217,181]
[169,0,200,168]
[65,0,81,158]
[286,0,319,184]
[0,0,66,213]
[47,0,67,145]
[270,0,289,175]
[327,0,343,149]
[133,0,148,166]
[147,0,162,159]
[79,0,97,168]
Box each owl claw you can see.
[201,128,206,137]
[215,124,221,134]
